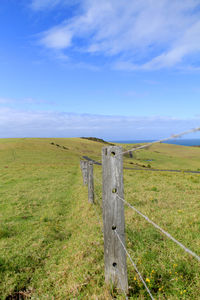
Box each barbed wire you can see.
[116,195,200,262]
[114,229,155,300]
[119,127,200,156]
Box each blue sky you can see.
[1,0,200,140]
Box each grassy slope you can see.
[0,138,200,299]
[122,142,200,170]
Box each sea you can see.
[112,139,200,146]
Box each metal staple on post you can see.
[80,160,89,185]
[102,146,128,293]
[88,161,94,204]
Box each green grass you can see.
[121,142,200,170]
[0,138,200,299]
[123,170,200,299]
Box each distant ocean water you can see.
[112,139,200,146]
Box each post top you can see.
[102,145,123,157]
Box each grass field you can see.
[0,138,200,299]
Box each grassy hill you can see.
[121,142,200,171]
[0,138,200,299]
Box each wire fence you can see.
[114,229,155,300]
[80,126,200,299]
[116,194,200,262]
[120,126,200,156]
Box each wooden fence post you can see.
[80,160,88,185]
[88,161,94,204]
[102,146,128,292]
[129,151,133,158]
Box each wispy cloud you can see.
[0,98,13,104]
[0,107,199,139]
[0,97,54,106]
[34,0,200,70]
[31,0,62,11]
[40,26,73,49]
[31,0,78,11]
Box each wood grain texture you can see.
[88,161,94,204]
[102,146,128,292]
[80,160,88,185]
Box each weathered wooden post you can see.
[102,146,128,292]
[88,161,94,204]
[80,160,88,185]
[129,151,133,158]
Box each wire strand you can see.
[120,127,200,156]
[117,195,200,262]
[114,230,155,300]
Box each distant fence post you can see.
[102,146,128,292]
[80,160,88,185]
[88,161,94,204]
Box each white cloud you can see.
[0,107,199,139]
[0,98,12,104]
[35,0,200,69]
[31,0,78,11]
[144,20,200,68]
[0,97,53,106]
[40,26,73,49]
[31,0,62,10]
[31,0,59,10]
